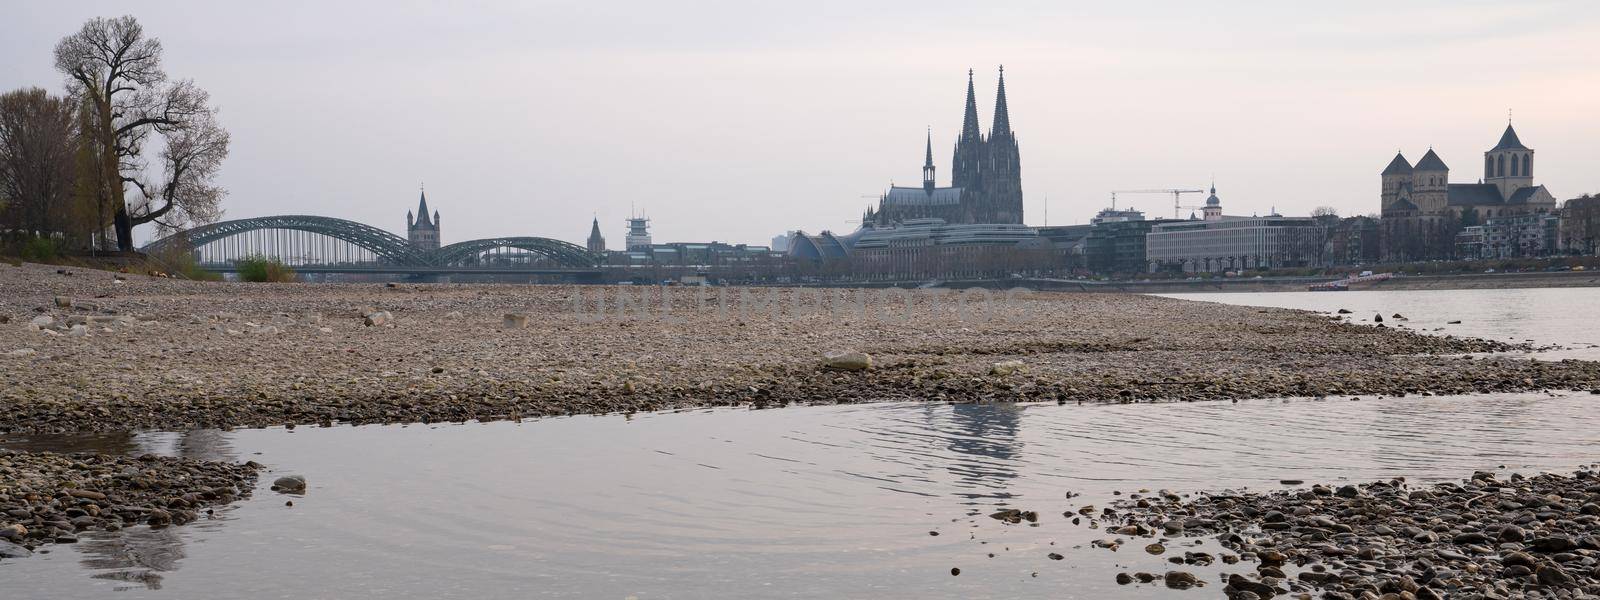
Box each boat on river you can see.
[1309,272,1392,291]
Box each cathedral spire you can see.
[922,127,936,192]
[991,65,1011,138]
[960,68,982,144]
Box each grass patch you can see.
[235,255,297,283]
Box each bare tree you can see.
[54,15,229,251]
[0,88,80,239]
[1310,206,1339,218]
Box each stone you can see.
[0,539,32,558]
[1529,536,1575,553]
[68,324,88,337]
[1164,571,1199,589]
[503,313,530,329]
[821,350,872,371]
[1535,563,1573,586]
[1226,573,1277,598]
[29,315,53,328]
[990,360,1025,376]
[1373,314,1384,323]
[271,475,307,493]
[1500,524,1526,542]
[54,296,72,308]
[5,348,36,357]
[0,523,26,540]
[1116,572,1133,585]
[67,489,107,501]
[363,311,392,327]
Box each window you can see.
[1486,156,1494,178]
[1522,154,1530,177]
[1511,155,1519,176]
[1497,155,1505,177]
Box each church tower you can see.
[981,65,1022,224]
[1411,149,1449,214]
[1485,122,1533,201]
[922,129,936,193]
[1202,184,1223,220]
[951,69,985,198]
[586,217,606,253]
[1380,152,1413,211]
[406,189,440,250]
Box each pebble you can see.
[1085,467,1600,597]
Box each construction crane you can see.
[1110,188,1207,219]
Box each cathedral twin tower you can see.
[867,67,1023,226]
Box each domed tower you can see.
[1411,148,1449,214]
[1485,122,1533,201]
[1202,184,1223,220]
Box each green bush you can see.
[16,236,61,262]
[235,255,297,282]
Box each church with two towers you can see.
[864,67,1023,227]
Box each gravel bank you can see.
[1083,468,1600,599]
[0,448,260,559]
[2,261,1599,434]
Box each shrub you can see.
[235,255,296,282]
[15,236,61,262]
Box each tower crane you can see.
[1110,189,1206,219]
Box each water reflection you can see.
[935,402,1023,503]
[76,527,187,591]
[0,430,235,462]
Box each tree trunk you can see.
[113,204,134,251]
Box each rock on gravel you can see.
[821,350,872,371]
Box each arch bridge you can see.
[142,215,602,274]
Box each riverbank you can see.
[970,270,1600,294]
[3,260,1600,435]
[1077,467,1600,598]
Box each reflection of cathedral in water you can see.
[931,403,1024,501]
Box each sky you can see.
[3,0,1599,247]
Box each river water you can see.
[3,288,1599,599]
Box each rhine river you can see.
[2,287,1598,599]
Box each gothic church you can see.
[864,67,1023,226]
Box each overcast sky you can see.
[4,1,1598,246]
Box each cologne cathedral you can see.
[863,67,1022,226]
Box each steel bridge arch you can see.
[434,237,599,268]
[141,215,433,265]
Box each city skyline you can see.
[3,1,1599,246]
